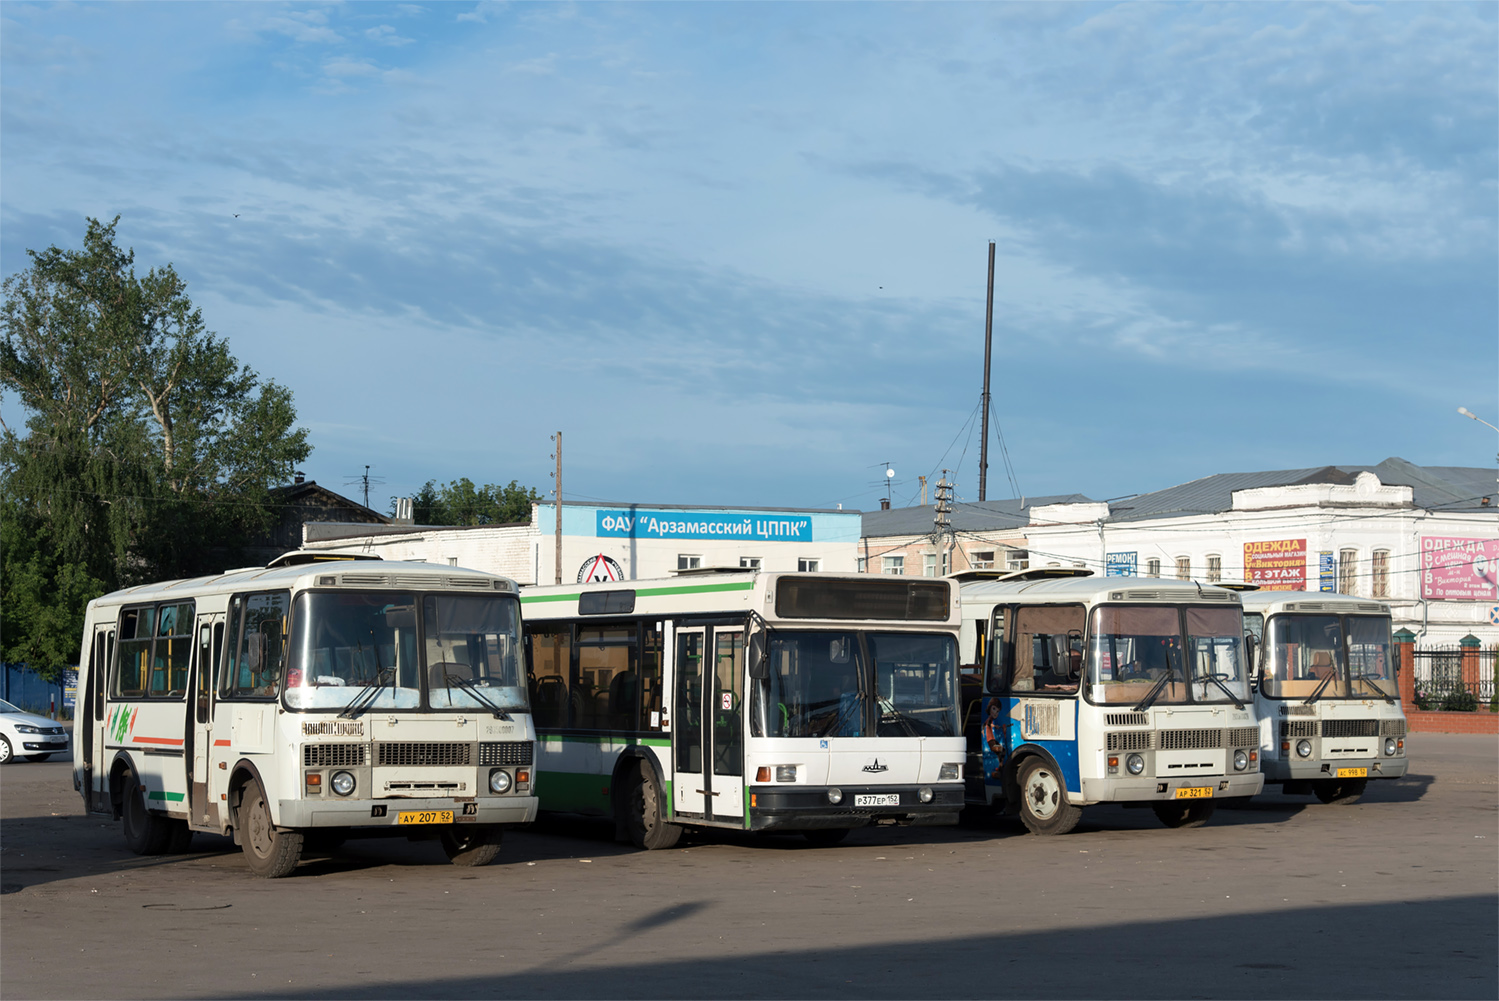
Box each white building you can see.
[1019,458,1498,646]
[302,500,861,584]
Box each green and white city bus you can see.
[521,570,966,847]
[73,553,537,876]
[1239,589,1408,804]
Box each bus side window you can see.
[526,624,572,729]
[984,608,1009,694]
[640,622,664,729]
[1012,606,1084,693]
[114,607,153,699]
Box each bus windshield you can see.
[1087,605,1248,705]
[752,630,958,738]
[1263,614,1392,700]
[422,594,527,711]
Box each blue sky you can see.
[3,2,1495,515]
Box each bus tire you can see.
[802,828,851,846]
[1313,778,1367,805]
[441,825,502,867]
[239,780,303,878]
[166,820,194,854]
[122,773,172,855]
[1152,800,1216,829]
[626,762,681,851]
[1016,757,1082,836]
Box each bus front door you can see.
[671,627,746,824]
[673,628,707,817]
[82,625,113,814]
[186,613,223,829]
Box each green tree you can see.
[1,217,311,677]
[402,478,540,526]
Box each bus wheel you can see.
[441,825,502,867]
[626,763,682,850]
[1152,801,1216,829]
[239,780,303,878]
[1017,758,1082,836]
[1313,778,1368,805]
[802,828,850,846]
[122,773,172,855]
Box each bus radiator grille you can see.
[1158,728,1223,750]
[1379,719,1408,738]
[1280,721,1317,739]
[377,742,473,766]
[1322,719,1378,738]
[1106,731,1152,751]
[1105,713,1149,727]
[304,743,368,767]
[1225,727,1259,749]
[479,741,534,766]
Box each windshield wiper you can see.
[1302,673,1336,706]
[1132,667,1179,713]
[877,697,918,737]
[339,640,392,719]
[1353,673,1396,704]
[443,673,512,720]
[1199,673,1245,709]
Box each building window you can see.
[447,557,459,567]
[1146,559,1161,578]
[972,551,995,570]
[856,556,867,573]
[1372,549,1389,598]
[1339,549,1358,595]
[739,557,761,570]
[798,558,821,572]
[1005,548,1029,571]
[923,553,937,577]
[1206,555,1221,583]
[942,550,951,575]
[677,554,701,571]
[1175,557,1190,581]
[882,555,904,575]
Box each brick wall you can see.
[1405,709,1499,734]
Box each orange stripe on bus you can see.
[213,739,231,746]
[132,736,185,745]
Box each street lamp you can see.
[1457,407,1499,489]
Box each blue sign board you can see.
[597,510,814,542]
[1105,552,1137,576]
[1318,551,1336,592]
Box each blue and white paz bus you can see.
[958,569,1264,834]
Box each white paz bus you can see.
[73,553,537,876]
[958,570,1264,834]
[521,570,966,847]
[1239,589,1407,804]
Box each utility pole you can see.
[934,472,954,575]
[979,241,995,502]
[362,465,371,508]
[549,432,562,584]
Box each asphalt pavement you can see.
[2,734,1495,999]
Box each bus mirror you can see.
[747,618,769,679]
[1244,634,1258,667]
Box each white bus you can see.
[1239,590,1407,804]
[73,553,537,876]
[958,570,1264,834]
[520,571,966,847]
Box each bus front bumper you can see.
[276,795,539,829]
[1262,757,1408,782]
[747,784,963,831]
[1078,772,1264,803]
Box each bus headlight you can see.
[775,765,797,782]
[1126,753,1145,775]
[1384,737,1397,756]
[489,769,512,794]
[938,763,961,781]
[918,787,934,803]
[827,787,842,805]
[1296,739,1313,758]
[330,771,356,797]
[1233,750,1248,771]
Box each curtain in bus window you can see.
[1347,616,1394,697]
[713,632,744,775]
[114,607,155,698]
[1011,606,1084,693]
[576,627,636,730]
[526,626,572,729]
[423,595,527,712]
[1184,607,1248,702]
[868,633,958,737]
[1087,606,1186,705]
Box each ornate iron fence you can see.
[1408,646,1497,710]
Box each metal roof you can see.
[861,494,1095,538]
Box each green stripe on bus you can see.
[538,733,671,747]
[147,791,185,802]
[521,580,755,604]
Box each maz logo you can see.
[862,759,889,773]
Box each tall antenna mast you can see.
[549,432,563,584]
[979,241,995,501]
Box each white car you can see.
[0,699,70,763]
